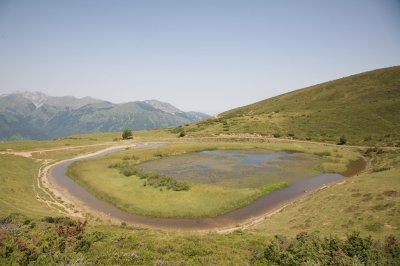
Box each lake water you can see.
[49,146,350,230]
[137,149,319,188]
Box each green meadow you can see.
[253,148,400,240]
[0,137,399,265]
[0,155,57,218]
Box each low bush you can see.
[1,216,399,265]
[273,132,281,138]
[372,167,391,172]
[171,126,183,134]
[110,161,190,191]
[122,155,131,160]
[313,151,331,157]
[337,135,347,145]
[42,216,75,226]
[122,129,133,140]
[108,162,125,169]
[364,147,385,155]
[179,131,186,137]
[364,136,372,142]
[262,232,400,265]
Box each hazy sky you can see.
[0,0,399,114]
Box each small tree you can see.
[122,129,133,140]
[337,135,347,145]
[179,130,186,138]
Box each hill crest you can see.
[185,66,400,146]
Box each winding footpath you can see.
[45,143,359,232]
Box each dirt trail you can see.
[185,134,400,150]
[4,143,136,219]
[0,142,118,158]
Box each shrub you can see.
[384,235,400,264]
[313,151,331,157]
[364,136,372,142]
[110,161,190,191]
[171,126,183,134]
[337,135,347,145]
[372,167,391,172]
[364,147,384,156]
[263,232,389,265]
[120,164,138,176]
[273,132,281,138]
[122,129,133,140]
[108,162,122,168]
[42,216,75,226]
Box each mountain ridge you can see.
[0,91,209,140]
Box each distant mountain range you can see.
[0,91,209,140]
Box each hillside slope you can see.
[0,92,209,140]
[186,66,400,146]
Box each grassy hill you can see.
[185,66,400,146]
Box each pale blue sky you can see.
[0,0,399,114]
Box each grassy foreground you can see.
[0,135,399,264]
[0,155,57,218]
[66,142,356,218]
[251,148,400,240]
[253,160,400,240]
[1,214,399,265]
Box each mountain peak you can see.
[144,99,182,114]
[44,95,109,109]
[17,91,49,108]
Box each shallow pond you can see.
[50,145,349,230]
[137,149,322,188]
